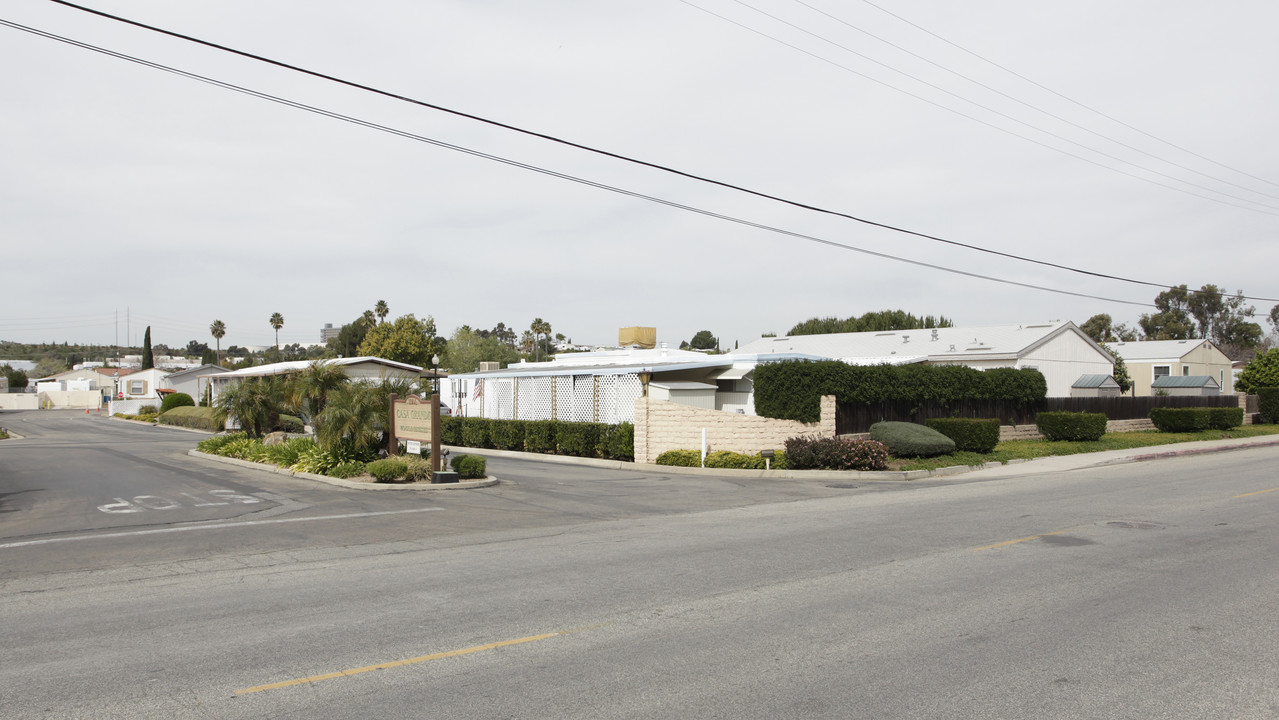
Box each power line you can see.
[0,17,1159,310]
[855,0,1279,193]
[684,0,1279,214]
[36,0,1279,303]
[779,0,1279,205]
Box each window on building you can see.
[1183,366,1191,376]
[129,380,146,395]
[1153,365,1171,380]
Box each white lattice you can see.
[570,376,594,423]
[473,372,645,424]
[485,378,515,420]
[614,374,643,424]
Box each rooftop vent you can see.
[931,330,939,341]
[902,335,910,344]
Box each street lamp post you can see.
[431,354,440,395]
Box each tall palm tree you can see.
[362,310,376,328]
[530,318,552,361]
[375,300,389,325]
[269,312,284,350]
[210,319,226,365]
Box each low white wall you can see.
[38,391,102,409]
[0,394,39,410]
[109,398,163,415]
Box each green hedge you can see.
[1036,411,1107,441]
[158,406,220,432]
[868,421,956,457]
[753,360,1046,422]
[925,417,1001,453]
[1257,388,1279,424]
[367,458,409,483]
[439,417,633,460]
[655,449,701,466]
[1149,407,1244,432]
[653,449,788,469]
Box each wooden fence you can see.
[836,395,1245,435]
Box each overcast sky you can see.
[3,1,1277,352]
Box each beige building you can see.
[1109,339,1234,396]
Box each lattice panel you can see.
[615,374,643,423]
[570,376,594,423]
[553,376,572,420]
[525,376,555,420]
[485,378,515,420]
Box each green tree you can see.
[210,320,226,365]
[689,330,718,350]
[788,310,954,336]
[357,314,439,367]
[1139,286,1194,340]
[1080,314,1115,343]
[1269,305,1279,335]
[529,318,552,361]
[33,357,66,379]
[1187,284,1226,340]
[269,312,285,350]
[375,300,389,325]
[1098,342,1133,393]
[328,317,371,358]
[2,364,28,390]
[1236,348,1279,393]
[315,382,382,450]
[442,326,522,372]
[141,327,154,370]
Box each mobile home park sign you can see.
[389,393,442,470]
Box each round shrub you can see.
[402,456,433,481]
[655,449,702,467]
[451,454,487,479]
[925,417,1000,453]
[366,458,409,483]
[868,422,956,458]
[1036,411,1107,441]
[159,392,195,414]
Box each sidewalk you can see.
[960,435,1279,480]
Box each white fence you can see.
[465,374,645,424]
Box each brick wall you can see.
[633,395,836,464]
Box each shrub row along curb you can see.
[187,450,498,490]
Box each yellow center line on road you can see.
[972,530,1069,551]
[1234,487,1279,498]
[234,632,563,695]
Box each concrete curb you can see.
[187,450,498,491]
[1091,437,1279,467]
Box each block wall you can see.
[633,395,835,464]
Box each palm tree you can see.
[269,312,284,350]
[210,319,226,365]
[212,377,287,437]
[315,382,382,450]
[362,310,376,328]
[288,360,349,428]
[530,318,552,361]
[375,300,389,325]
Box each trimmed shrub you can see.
[327,461,366,479]
[599,422,634,461]
[489,420,526,451]
[460,418,493,449]
[754,360,1047,422]
[440,416,464,445]
[291,442,377,475]
[524,420,557,454]
[1257,388,1279,424]
[1149,407,1244,432]
[704,450,759,469]
[451,454,487,479]
[655,449,702,467]
[367,458,408,483]
[138,405,159,415]
[220,437,269,461]
[160,392,195,414]
[557,422,603,458]
[869,422,956,458]
[925,417,1000,453]
[784,436,888,471]
[159,406,220,432]
[1036,411,1107,441]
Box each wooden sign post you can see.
[389,393,442,471]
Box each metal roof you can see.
[1072,374,1119,388]
[649,381,717,391]
[1108,340,1216,362]
[734,321,1104,362]
[1152,375,1220,389]
[201,356,422,379]
[450,352,826,380]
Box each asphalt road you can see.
[3,410,1277,718]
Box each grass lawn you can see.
[891,424,1279,471]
